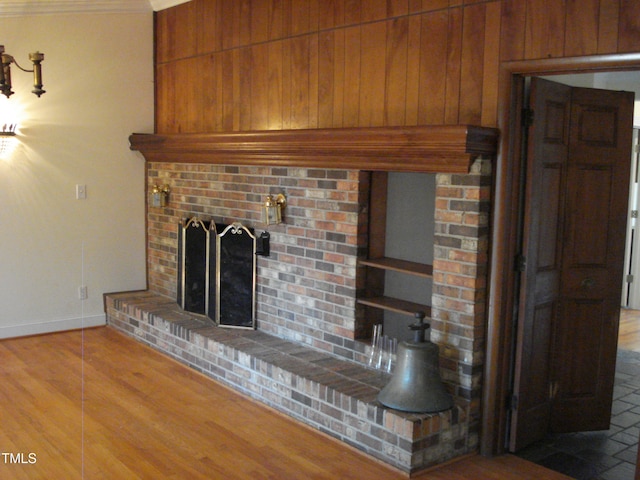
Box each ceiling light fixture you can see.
[0,45,45,98]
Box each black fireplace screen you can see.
[177,218,256,329]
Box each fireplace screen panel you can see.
[217,223,256,328]
[177,217,211,315]
[178,218,256,329]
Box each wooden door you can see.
[509,78,571,450]
[509,78,634,451]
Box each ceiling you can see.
[0,0,189,15]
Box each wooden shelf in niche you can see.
[356,171,439,340]
[357,256,433,317]
[358,257,433,278]
[357,296,432,317]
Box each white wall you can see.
[0,12,153,337]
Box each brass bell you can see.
[377,312,453,413]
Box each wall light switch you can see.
[76,184,87,200]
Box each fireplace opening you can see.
[177,217,259,329]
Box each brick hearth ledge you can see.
[105,291,469,473]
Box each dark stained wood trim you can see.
[129,125,498,173]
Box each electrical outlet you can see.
[75,184,87,200]
[78,286,88,300]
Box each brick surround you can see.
[147,163,366,359]
[109,156,492,471]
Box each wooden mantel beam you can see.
[129,125,498,173]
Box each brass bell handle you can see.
[581,278,595,289]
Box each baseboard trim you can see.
[0,314,106,339]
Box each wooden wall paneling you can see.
[238,0,253,47]
[232,49,243,131]
[290,36,311,129]
[268,40,284,130]
[268,0,286,40]
[343,26,362,127]
[387,0,410,17]
[565,0,600,57]
[619,0,640,53]
[168,61,183,132]
[155,7,174,64]
[155,64,174,133]
[220,50,236,131]
[361,0,388,23]
[524,0,565,59]
[281,39,293,130]
[154,0,640,136]
[418,11,449,125]
[344,0,362,25]
[459,4,486,125]
[444,7,463,125]
[332,29,346,127]
[214,52,226,132]
[597,0,620,54]
[251,44,270,131]
[318,0,338,30]
[250,0,270,44]
[197,0,222,55]
[189,56,204,132]
[408,0,423,14]
[318,31,336,128]
[201,53,220,132]
[499,0,527,62]
[175,1,199,60]
[384,17,410,126]
[422,0,451,12]
[308,34,320,129]
[159,4,194,62]
[239,47,253,131]
[405,15,422,125]
[221,0,242,50]
[359,22,387,127]
[309,0,321,33]
[290,0,313,36]
[172,59,197,132]
[480,1,502,127]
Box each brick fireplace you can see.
[105,125,496,473]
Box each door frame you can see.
[482,52,640,456]
[623,128,640,308]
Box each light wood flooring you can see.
[0,327,572,479]
[619,308,640,352]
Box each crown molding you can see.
[0,0,190,16]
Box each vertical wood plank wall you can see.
[154,0,640,135]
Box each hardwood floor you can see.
[619,308,640,352]
[0,327,571,479]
